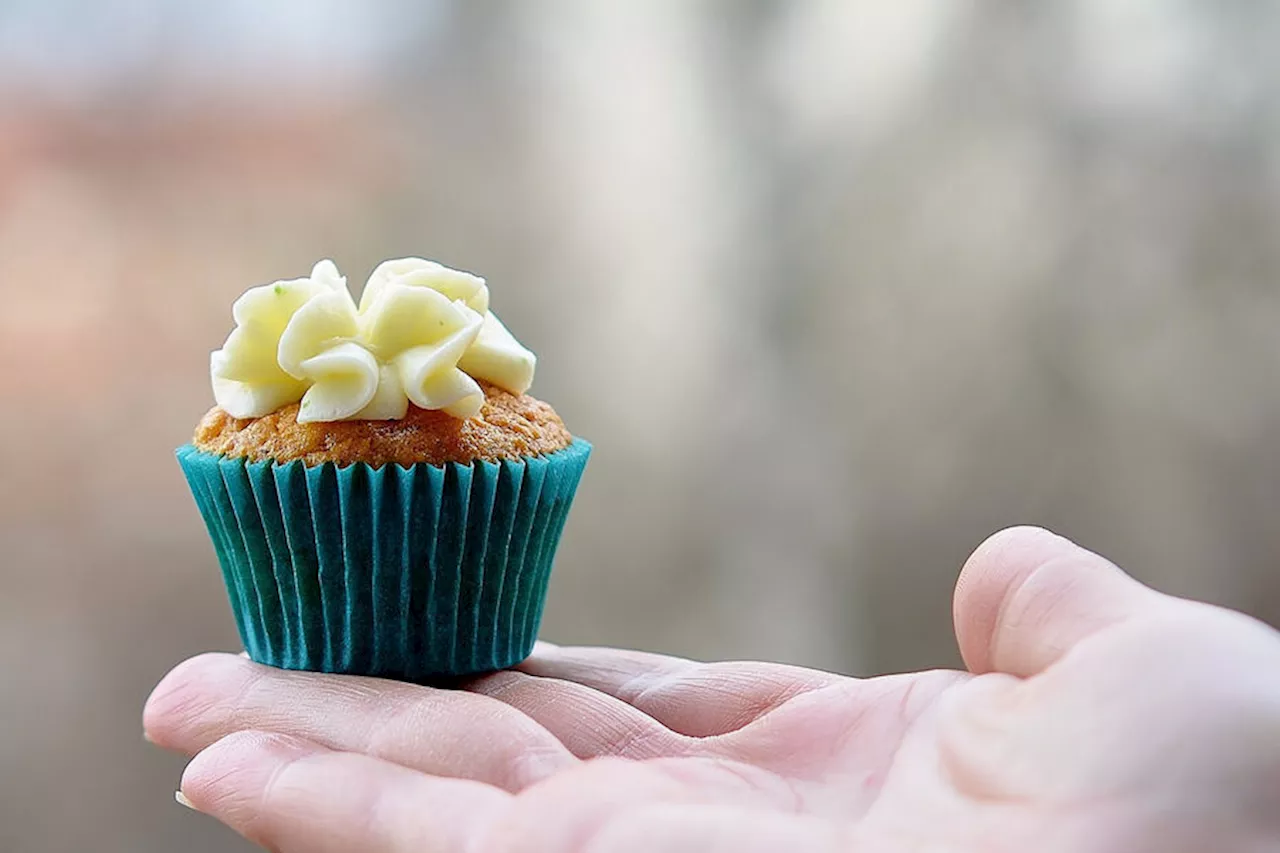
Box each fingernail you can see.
[175,791,197,811]
[239,651,250,659]
[144,730,155,744]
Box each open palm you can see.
[145,527,1280,852]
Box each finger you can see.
[953,526,1172,677]
[181,730,507,853]
[466,670,693,758]
[145,653,576,791]
[518,643,841,737]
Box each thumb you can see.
[953,526,1172,677]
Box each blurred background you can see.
[4,1,1280,849]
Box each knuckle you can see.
[362,690,574,791]
[492,736,572,791]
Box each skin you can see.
[144,526,1280,852]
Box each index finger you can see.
[517,643,842,737]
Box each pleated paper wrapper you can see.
[175,439,590,681]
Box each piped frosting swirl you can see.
[211,258,536,422]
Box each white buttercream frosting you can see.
[211,258,536,422]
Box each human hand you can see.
[144,527,1280,852]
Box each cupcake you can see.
[176,258,590,681]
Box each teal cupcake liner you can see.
[175,439,590,681]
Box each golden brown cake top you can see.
[193,383,573,468]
